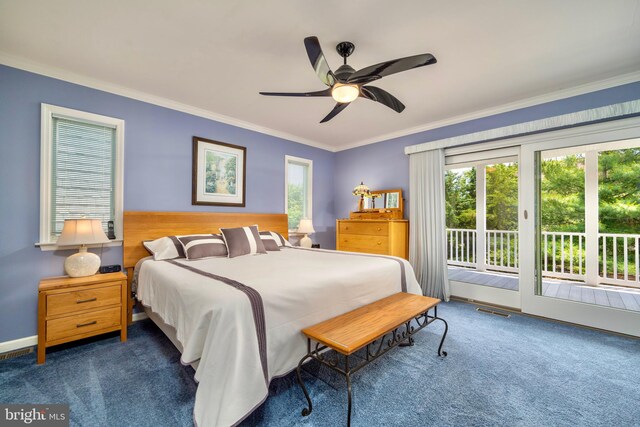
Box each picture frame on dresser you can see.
[192,136,246,207]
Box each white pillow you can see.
[143,236,186,261]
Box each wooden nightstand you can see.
[37,272,127,364]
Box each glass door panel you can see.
[446,157,520,308]
[535,143,640,312]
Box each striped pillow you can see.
[269,231,293,247]
[143,236,186,261]
[220,225,267,258]
[177,234,228,260]
[259,231,292,249]
[259,231,281,251]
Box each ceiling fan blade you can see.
[320,102,350,123]
[304,36,337,87]
[259,89,332,97]
[360,86,405,113]
[347,53,437,85]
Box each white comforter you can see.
[136,248,421,427]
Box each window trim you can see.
[284,155,313,232]
[37,104,125,250]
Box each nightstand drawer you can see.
[47,306,121,342]
[47,284,121,316]
[339,222,389,236]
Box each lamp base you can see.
[65,247,101,278]
[299,234,313,248]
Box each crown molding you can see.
[336,70,640,152]
[0,52,335,152]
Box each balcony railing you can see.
[446,229,640,288]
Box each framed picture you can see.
[385,191,400,209]
[192,136,246,206]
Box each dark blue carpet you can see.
[1,301,639,426]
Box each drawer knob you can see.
[345,227,349,230]
[377,241,382,245]
[77,320,97,328]
[76,297,97,304]
[377,227,381,231]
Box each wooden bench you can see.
[296,292,448,426]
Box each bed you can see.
[123,211,422,427]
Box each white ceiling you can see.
[1,0,640,151]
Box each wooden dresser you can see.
[336,219,409,259]
[38,272,127,364]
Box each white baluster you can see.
[561,234,565,273]
[624,237,628,281]
[569,235,574,274]
[613,236,618,280]
[544,233,548,272]
[552,235,556,272]
[602,236,607,278]
[579,235,583,275]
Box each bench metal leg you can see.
[296,347,313,417]
[434,306,449,357]
[346,355,352,427]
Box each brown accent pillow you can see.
[177,234,228,260]
[259,231,281,251]
[220,225,267,258]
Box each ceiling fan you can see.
[259,36,437,123]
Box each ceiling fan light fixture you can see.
[331,83,359,103]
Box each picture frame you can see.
[192,136,246,206]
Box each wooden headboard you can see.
[123,211,288,268]
[123,211,288,322]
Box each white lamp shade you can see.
[56,219,110,246]
[297,218,315,234]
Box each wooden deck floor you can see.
[448,267,640,312]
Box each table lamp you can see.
[297,218,315,248]
[352,181,370,212]
[56,219,110,277]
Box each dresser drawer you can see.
[339,222,389,236]
[349,211,402,220]
[46,306,121,343]
[47,284,121,316]
[339,234,389,254]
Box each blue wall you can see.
[334,81,640,219]
[0,65,336,342]
[2,62,639,344]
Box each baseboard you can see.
[0,335,38,354]
[132,312,148,322]
[0,312,149,354]
[453,297,639,339]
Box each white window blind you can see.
[50,117,116,239]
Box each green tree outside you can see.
[288,183,304,230]
[445,148,640,279]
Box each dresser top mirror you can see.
[362,188,403,212]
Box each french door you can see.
[520,118,640,337]
[445,149,522,309]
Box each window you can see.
[285,155,312,231]
[39,104,124,248]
